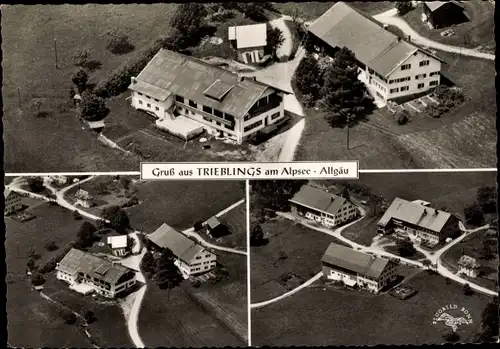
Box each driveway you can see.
[373,9,495,60]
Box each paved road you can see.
[278,118,305,162]
[373,9,495,60]
[251,272,322,309]
[127,284,147,348]
[182,199,247,256]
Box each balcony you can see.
[247,96,282,118]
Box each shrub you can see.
[31,273,45,286]
[39,257,57,274]
[80,92,107,121]
[106,33,135,55]
[396,109,410,125]
[72,47,90,67]
[61,310,77,325]
[72,69,89,93]
[463,283,474,296]
[44,241,59,251]
[193,219,204,231]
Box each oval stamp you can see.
[432,304,473,332]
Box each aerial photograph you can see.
[249,171,498,346]
[5,175,248,348]
[2,1,495,172]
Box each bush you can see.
[61,310,77,325]
[396,109,410,125]
[44,241,59,251]
[464,203,485,226]
[463,283,474,296]
[31,273,45,286]
[72,69,89,93]
[426,86,465,118]
[107,33,135,55]
[39,257,58,274]
[80,92,107,121]
[193,219,204,231]
[72,47,90,67]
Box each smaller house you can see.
[289,185,358,228]
[458,255,480,278]
[422,1,468,29]
[148,223,217,278]
[107,235,129,257]
[74,189,94,208]
[4,189,23,215]
[228,23,267,64]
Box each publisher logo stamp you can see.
[432,304,473,332]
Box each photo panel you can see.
[249,171,498,346]
[2,1,495,172]
[5,175,248,348]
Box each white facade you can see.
[5,192,22,215]
[458,265,479,278]
[130,88,286,144]
[366,50,442,101]
[297,201,358,228]
[75,198,93,208]
[324,262,397,293]
[175,249,217,279]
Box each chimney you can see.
[131,76,137,84]
[408,35,411,42]
[434,209,438,215]
[423,209,427,216]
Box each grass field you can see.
[6,198,131,347]
[138,251,247,347]
[404,0,495,52]
[296,48,496,169]
[252,271,492,346]
[2,4,178,172]
[273,2,336,20]
[206,202,247,251]
[442,229,498,290]
[250,217,349,303]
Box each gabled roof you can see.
[424,1,463,12]
[148,223,208,263]
[4,188,20,199]
[458,255,480,269]
[308,2,443,77]
[75,189,93,200]
[378,197,452,233]
[129,49,280,119]
[107,235,128,249]
[289,185,350,216]
[206,216,221,230]
[57,248,132,285]
[228,23,267,49]
[322,243,391,279]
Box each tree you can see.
[155,249,183,298]
[292,53,323,107]
[193,219,204,231]
[72,69,89,93]
[479,297,499,340]
[27,258,36,271]
[31,273,45,286]
[27,177,44,193]
[250,224,265,246]
[318,47,374,148]
[80,92,107,121]
[83,310,96,324]
[476,186,496,214]
[141,250,156,276]
[442,330,460,342]
[75,221,97,248]
[396,238,416,257]
[171,3,208,39]
[395,1,413,16]
[72,47,90,67]
[106,33,135,55]
[463,283,473,296]
[265,27,285,59]
[238,3,267,22]
[396,109,410,125]
[102,205,130,233]
[61,310,77,325]
[464,203,484,226]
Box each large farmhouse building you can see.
[128,49,287,144]
[56,248,136,298]
[307,2,445,102]
[377,197,460,246]
[148,223,217,278]
[322,242,398,293]
[228,23,267,64]
[4,189,22,215]
[289,185,358,228]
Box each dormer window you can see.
[203,79,234,101]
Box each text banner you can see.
[141,161,359,180]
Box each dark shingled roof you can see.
[322,243,391,279]
[56,248,133,285]
[289,185,349,215]
[148,223,207,263]
[378,197,452,233]
[129,49,279,119]
[308,2,443,77]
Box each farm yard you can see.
[5,197,132,348]
[250,217,349,303]
[138,251,247,347]
[252,271,492,346]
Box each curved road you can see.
[373,9,495,60]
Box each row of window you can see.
[195,254,213,260]
[389,76,411,84]
[429,71,440,77]
[271,112,281,120]
[400,60,430,71]
[176,95,235,123]
[138,99,160,111]
[137,92,160,103]
[417,81,439,89]
[244,120,262,133]
[201,114,235,131]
